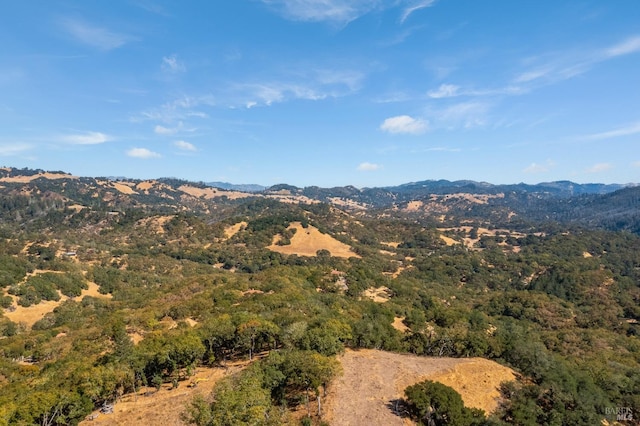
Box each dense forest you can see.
[0,169,638,425]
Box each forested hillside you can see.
[0,169,638,425]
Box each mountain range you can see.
[0,167,638,234]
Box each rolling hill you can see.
[0,167,639,425]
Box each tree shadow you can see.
[386,398,412,420]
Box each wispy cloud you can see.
[236,69,363,108]
[357,162,382,171]
[586,162,612,173]
[380,115,428,134]
[604,35,640,57]
[174,140,197,152]
[154,121,196,135]
[162,54,186,73]
[134,95,214,123]
[583,122,640,140]
[400,0,436,24]
[514,67,554,84]
[424,147,461,152]
[514,34,640,86]
[155,125,178,135]
[260,0,380,25]
[633,161,640,168]
[127,147,161,159]
[432,101,489,128]
[0,143,33,156]
[523,160,556,174]
[133,0,171,16]
[427,83,524,99]
[61,131,110,144]
[262,0,439,26]
[59,18,133,50]
[428,84,460,99]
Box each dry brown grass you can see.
[381,242,401,248]
[136,215,175,234]
[327,197,368,210]
[268,222,360,258]
[439,235,459,246]
[79,363,247,426]
[0,172,77,183]
[392,317,410,333]
[4,281,111,328]
[135,181,156,191]
[265,194,320,204]
[324,349,515,426]
[178,185,251,200]
[111,182,138,195]
[363,286,391,303]
[223,221,247,239]
[404,201,424,212]
[438,226,526,250]
[68,204,86,212]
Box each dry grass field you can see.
[0,172,77,183]
[268,222,360,258]
[78,365,243,426]
[223,221,247,239]
[323,349,515,426]
[4,281,111,328]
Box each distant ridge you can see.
[206,182,266,192]
[0,166,638,234]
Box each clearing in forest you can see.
[3,281,111,328]
[324,349,515,426]
[363,286,392,303]
[178,185,250,200]
[223,221,247,239]
[268,222,360,258]
[78,364,245,426]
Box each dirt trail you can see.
[324,349,515,426]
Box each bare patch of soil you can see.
[268,222,360,258]
[324,350,515,426]
[363,286,391,303]
[381,242,401,248]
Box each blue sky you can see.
[1,1,639,187]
